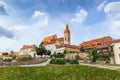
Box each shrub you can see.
[70,59,79,64]
[3,59,12,62]
[51,53,65,58]
[17,56,32,62]
[50,58,66,64]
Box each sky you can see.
[0,0,120,52]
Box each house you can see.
[18,44,37,57]
[79,36,113,54]
[41,24,79,54]
[111,39,120,64]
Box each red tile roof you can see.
[56,37,64,41]
[42,34,57,42]
[21,45,35,49]
[112,39,120,43]
[79,36,113,49]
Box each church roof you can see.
[42,34,57,42]
[64,24,70,33]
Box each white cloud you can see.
[97,1,107,12]
[71,9,88,23]
[0,0,8,8]
[32,11,49,26]
[104,2,120,14]
[32,11,46,18]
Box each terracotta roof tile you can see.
[79,36,113,49]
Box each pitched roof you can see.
[21,45,35,49]
[112,39,120,43]
[42,34,57,42]
[56,37,64,41]
[64,24,70,33]
[79,36,113,49]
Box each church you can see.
[41,24,79,54]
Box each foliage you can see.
[87,48,98,63]
[79,46,85,52]
[36,46,47,57]
[50,58,66,64]
[46,50,51,56]
[0,65,120,80]
[11,55,16,60]
[75,55,80,60]
[98,54,110,63]
[69,59,79,64]
[17,56,32,62]
[52,53,65,58]
[109,45,114,57]
[3,59,12,62]
[63,50,68,54]
[2,52,8,56]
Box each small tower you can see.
[64,24,70,44]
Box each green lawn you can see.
[0,65,120,80]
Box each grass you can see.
[0,65,120,80]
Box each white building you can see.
[112,39,120,64]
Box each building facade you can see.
[111,39,120,64]
[18,45,37,57]
[79,36,113,54]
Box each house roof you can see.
[79,36,113,49]
[42,34,57,42]
[112,39,120,43]
[56,37,64,41]
[21,45,35,49]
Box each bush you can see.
[65,59,79,64]
[50,58,66,64]
[17,56,33,62]
[51,53,65,58]
[3,59,12,62]
[70,59,79,64]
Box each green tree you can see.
[79,46,85,52]
[46,50,51,56]
[63,49,68,54]
[87,48,98,63]
[2,52,8,56]
[36,46,47,57]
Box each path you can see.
[19,59,51,67]
[80,63,120,71]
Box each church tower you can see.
[64,24,70,44]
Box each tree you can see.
[87,48,98,63]
[63,49,68,54]
[46,50,51,56]
[79,46,85,52]
[2,52,8,56]
[36,46,47,57]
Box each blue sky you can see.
[0,0,120,51]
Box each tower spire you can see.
[64,24,70,44]
[64,24,70,33]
